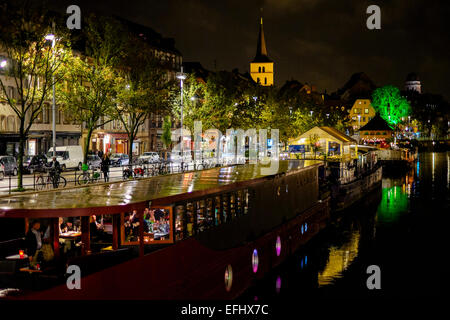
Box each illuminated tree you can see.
[0,2,70,189]
[372,85,411,125]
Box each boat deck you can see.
[0,160,321,217]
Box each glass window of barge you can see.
[122,207,173,245]
[143,207,171,243]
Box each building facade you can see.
[1,52,81,157]
[349,99,376,130]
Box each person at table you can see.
[154,208,165,221]
[158,218,170,234]
[25,221,43,267]
[143,208,152,233]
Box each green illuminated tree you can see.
[372,85,411,125]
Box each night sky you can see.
[47,0,449,99]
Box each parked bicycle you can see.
[77,169,101,185]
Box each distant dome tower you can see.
[250,11,274,86]
[404,72,422,93]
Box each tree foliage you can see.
[372,85,411,125]
[57,15,125,163]
[0,1,70,188]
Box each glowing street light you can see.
[176,67,187,168]
[310,110,313,117]
[45,27,57,157]
[357,114,361,129]
[0,60,7,68]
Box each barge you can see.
[0,160,330,300]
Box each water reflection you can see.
[318,231,360,286]
[240,152,448,299]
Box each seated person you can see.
[154,209,164,221]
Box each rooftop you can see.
[359,114,393,131]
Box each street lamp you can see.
[176,67,186,168]
[357,114,361,129]
[45,28,56,157]
[310,110,313,117]
[0,60,7,68]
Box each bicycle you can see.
[123,165,134,180]
[77,169,101,185]
[35,168,67,190]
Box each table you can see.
[5,254,28,260]
[19,267,42,273]
[60,232,82,239]
[154,232,169,240]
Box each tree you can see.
[114,33,172,165]
[372,85,411,125]
[57,15,124,164]
[161,116,172,149]
[309,134,321,159]
[0,2,70,189]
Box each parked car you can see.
[87,155,102,169]
[138,152,160,164]
[23,154,48,173]
[47,146,83,171]
[0,155,18,176]
[166,151,192,164]
[110,153,129,167]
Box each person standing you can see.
[101,154,110,182]
[26,221,43,268]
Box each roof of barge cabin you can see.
[0,160,321,218]
[289,126,357,145]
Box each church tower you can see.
[250,14,274,86]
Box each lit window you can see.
[252,249,259,273]
[276,236,281,257]
[305,222,308,232]
[276,276,281,294]
[365,108,369,114]
[225,265,233,292]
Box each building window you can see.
[43,105,50,124]
[258,66,261,72]
[6,116,15,131]
[264,77,267,84]
[262,66,265,72]
[365,108,369,114]
[257,78,260,83]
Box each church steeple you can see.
[253,11,271,63]
[256,16,268,58]
[250,10,274,86]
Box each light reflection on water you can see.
[240,152,448,299]
[317,231,360,287]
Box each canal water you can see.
[240,152,448,300]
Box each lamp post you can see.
[176,67,186,169]
[357,114,361,129]
[45,26,56,158]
